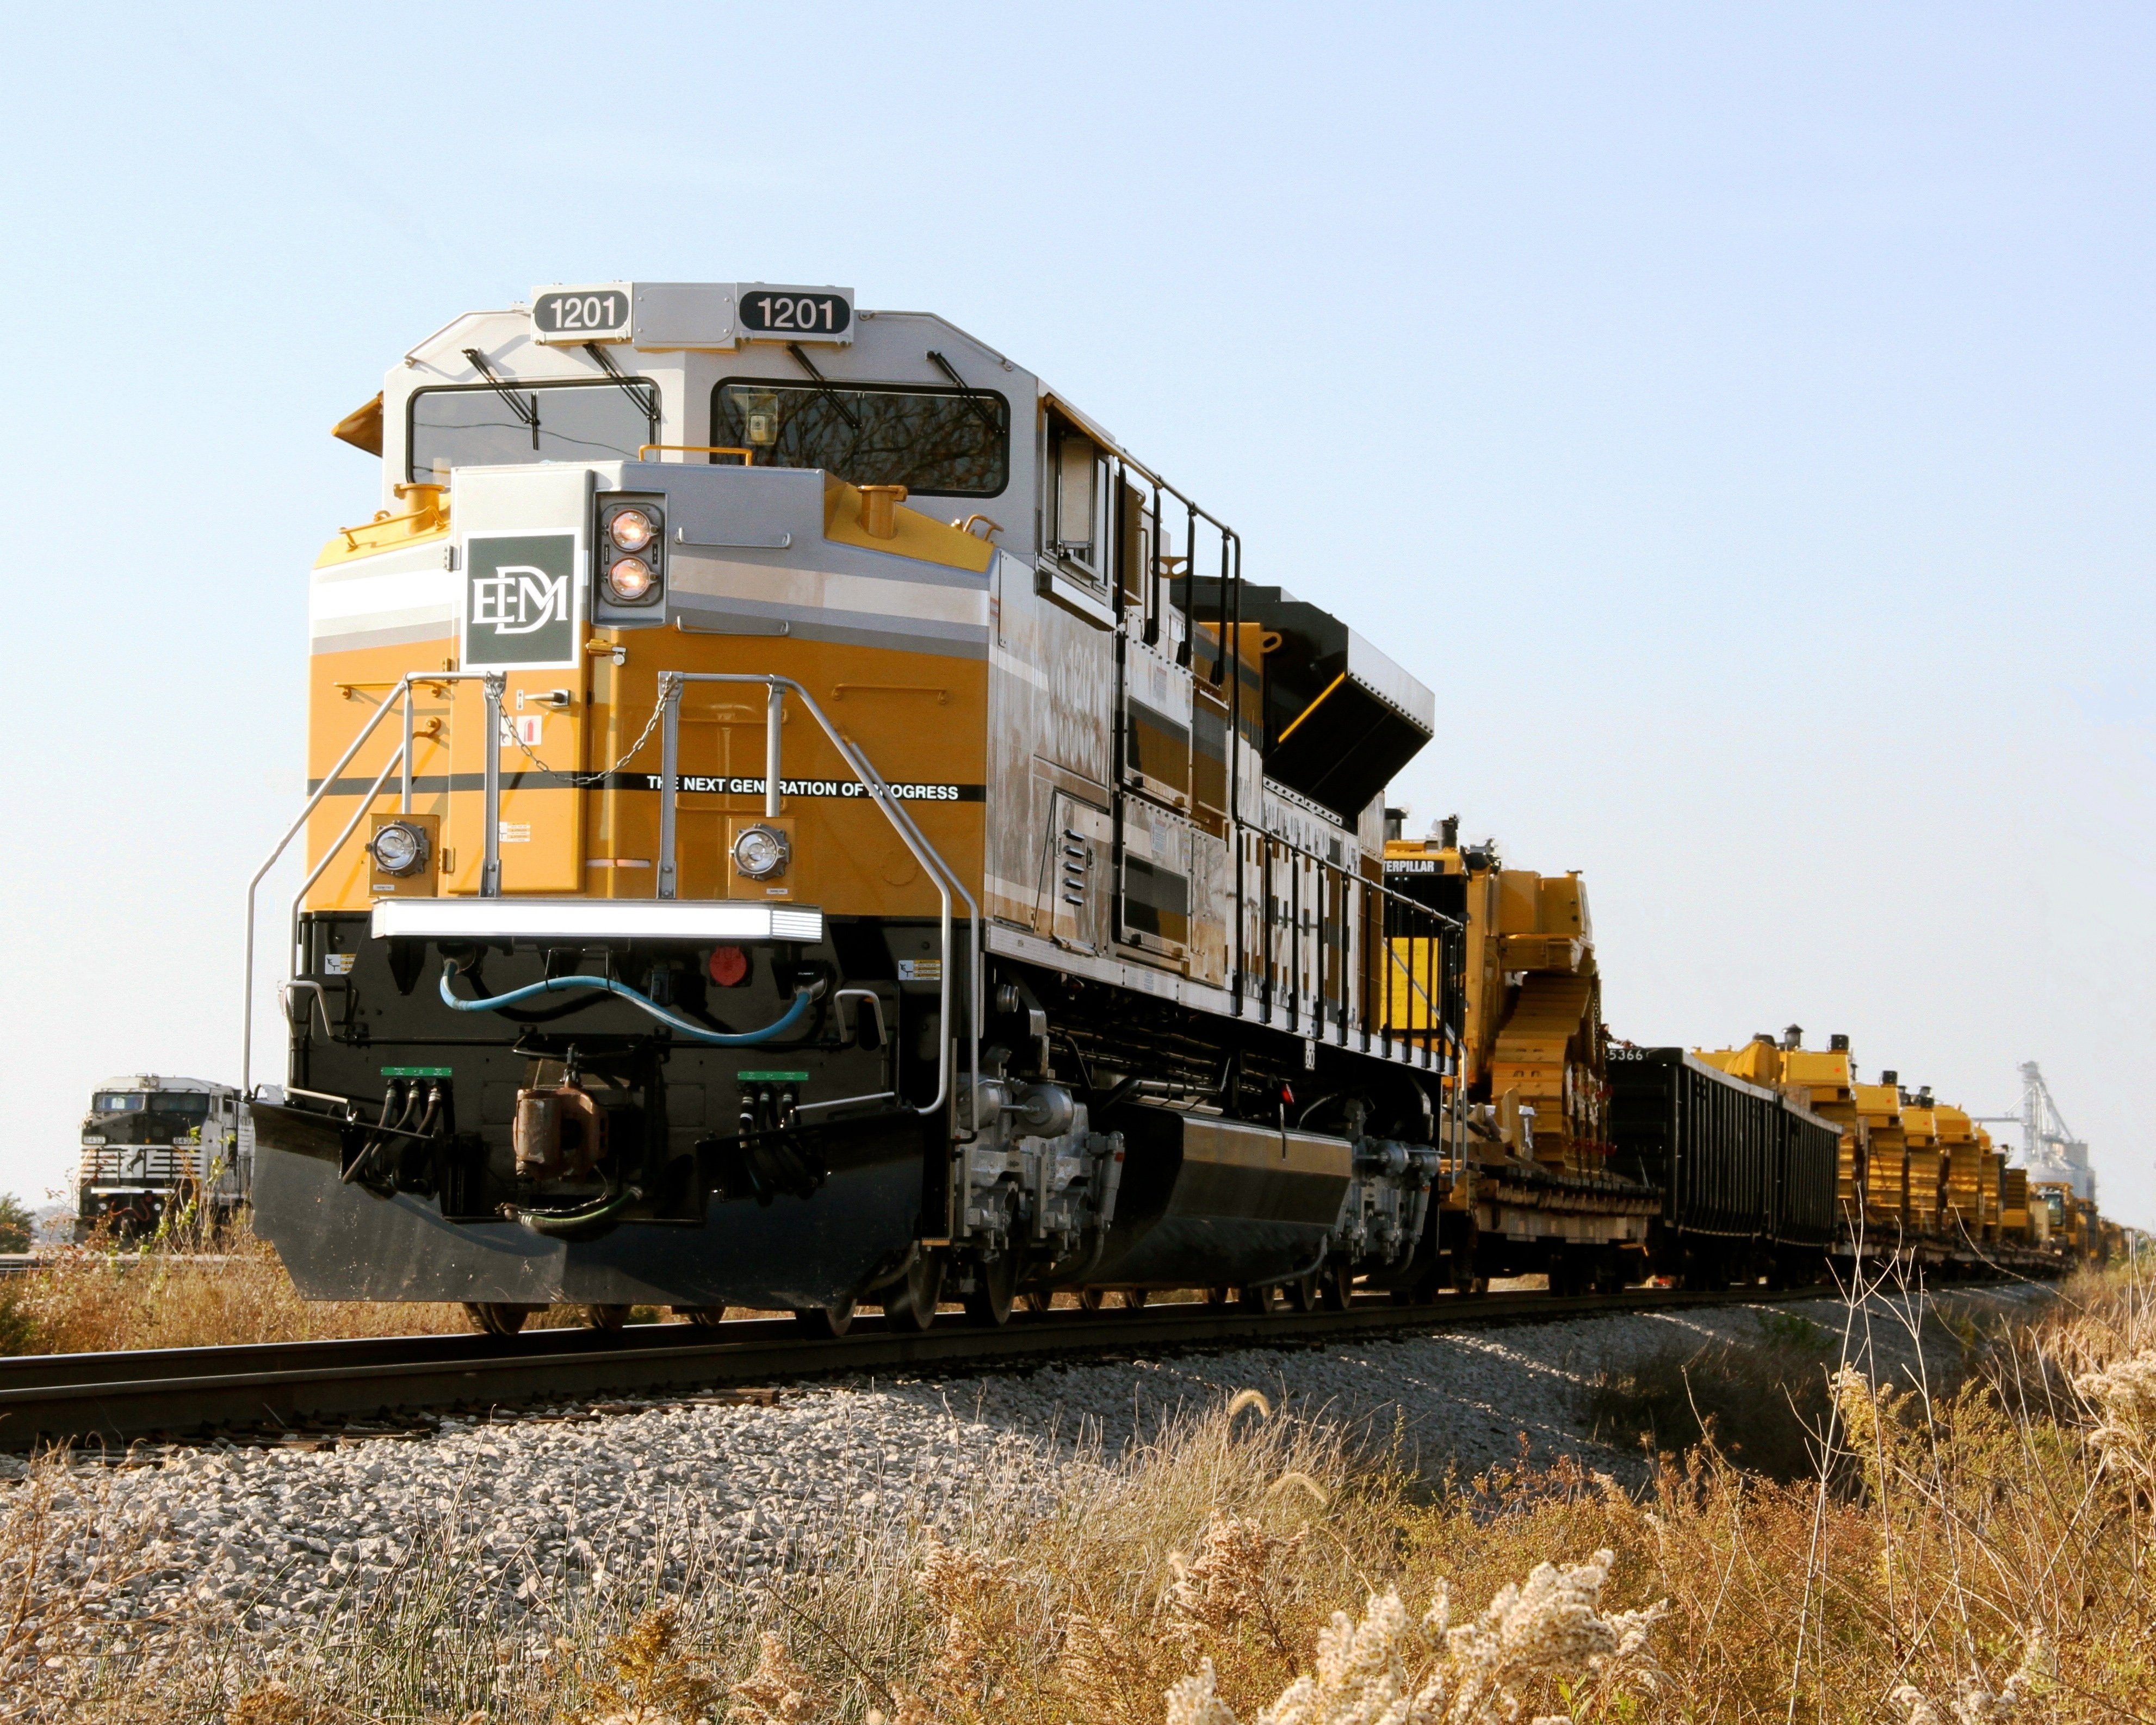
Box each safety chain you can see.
[500,684,672,789]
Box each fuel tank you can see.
[1088,1103,1352,1287]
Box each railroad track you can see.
[0,1285,1834,1451]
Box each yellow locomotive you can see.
[247,282,2117,1329]
[249,283,1488,1330]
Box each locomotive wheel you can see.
[1238,1282,1280,1315]
[1318,1266,1352,1311]
[1121,1288,1150,1312]
[1205,1285,1234,1307]
[1020,1291,1053,1315]
[677,1306,731,1328]
[964,1254,1018,1327]
[881,1253,944,1334]
[1076,1287,1107,1313]
[795,1297,857,1339]
[1284,1273,1321,1313]
[585,1303,633,1332]
[464,1302,532,1338]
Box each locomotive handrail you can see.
[638,443,755,463]
[1242,823,1462,1070]
[286,740,407,978]
[651,671,979,1127]
[243,673,413,1095]
[243,670,494,1093]
[247,663,980,1131]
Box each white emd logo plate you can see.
[461,532,580,669]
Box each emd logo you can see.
[462,533,577,667]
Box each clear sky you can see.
[1,4,2147,1227]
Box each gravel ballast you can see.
[5,1283,2054,1638]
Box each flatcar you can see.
[1690,1029,2091,1275]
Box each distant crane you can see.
[1974,1061,2095,1203]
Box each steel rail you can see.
[0,1286,1851,1451]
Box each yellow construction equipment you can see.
[1383,833,1609,1174]
[1853,1080,1909,1234]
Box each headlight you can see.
[731,824,791,880]
[608,507,656,552]
[369,820,429,876]
[606,555,655,602]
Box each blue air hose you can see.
[438,962,813,1046]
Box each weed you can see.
[1578,1307,1839,1478]
[3,1260,2149,1724]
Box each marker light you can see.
[606,555,655,602]
[608,507,656,552]
[369,820,430,876]
[731,824,790,880]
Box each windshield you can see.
[154,1094,210,1118]
[94,1093,146,1112]
[408,380,658,479]
[711,379,1009,497]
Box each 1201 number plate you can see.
[740,288,851,337]
[532,286,631,342]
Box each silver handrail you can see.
[1246,825,1462,1072]
[287,741,407,975]
[243,676,412,1094]
[652,672,978,1124]
[242,670,488,1093]
[843,738,984,1119]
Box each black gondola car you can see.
[1772,1098,1840,1249]
[1610,1046,1839,1284]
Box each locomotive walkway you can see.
[0,1285,1830,1450]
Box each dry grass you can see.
[2,1258,2149,1723]
[1579,1306,1845,1480]
[0,1229,474,1356]
[0,1209,646,1355]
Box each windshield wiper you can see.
[785,342,861,433]
[583,342,660,424]
[927,349,1001,439]
[462,348,540,446]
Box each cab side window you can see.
[1048,415,1108,577]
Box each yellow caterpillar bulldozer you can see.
[1696,1027,1865,1229]
[1383,821,1608,1174]
[1853,1076,1909,1235]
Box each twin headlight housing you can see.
[599,499,664,607]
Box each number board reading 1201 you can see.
[740,288,851,337]
[532,286,632,342]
